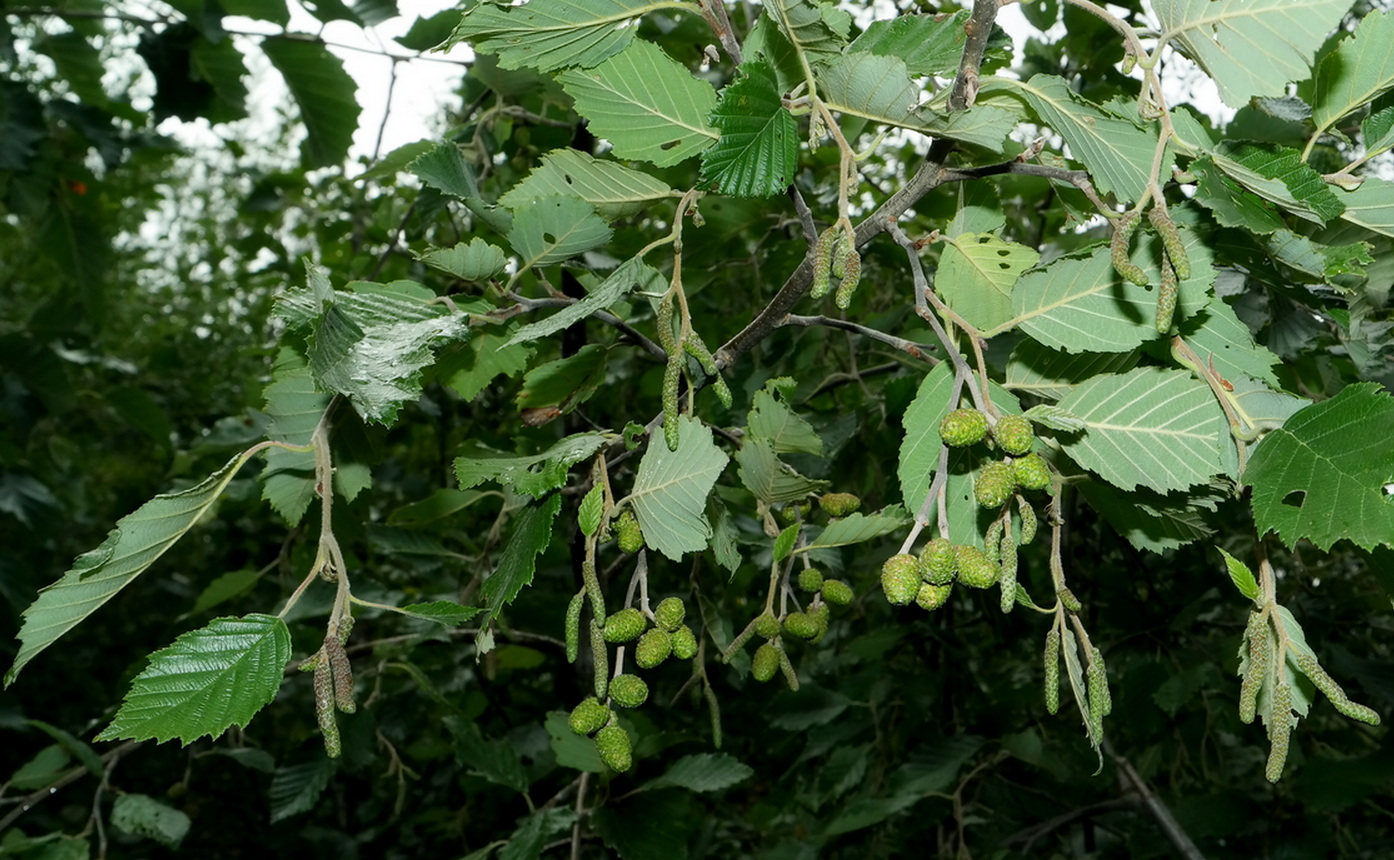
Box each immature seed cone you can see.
[819,492,862,517]
[634,627,673,669]
[992,414,1035,455]
[915,582,952,611]
[1013,453,1051,492]
[752,642,781,682]
[820,578,854,606]
[881,553,922,605]
[939,408,988,447]
[797,568,825,593]
[595,724,633,773]
[569,696,611,736]
[603,608,647,643]
[609,674,649,709]
[616,509,644,554]
[671,624,699,660]
[919,537,957,585]
[653,596,686,632]
[955,545,999,589]
[754,613,782,639]
[782,611,820,640]
[974,461,1016,509]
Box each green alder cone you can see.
[569,697,611,736]
[881,553,922,605]
[751,642,780,682]
[992,414,1034,455]
[915,582,952,611]
[782,611,819,640]
[820,578,853,606]
[609,674,649,708]
[974,461,1016,509]
[955,545,999,589]
[634,627,673,669]
[603,608,647,643]
[653,596,686,632]
[809,603,830,640]
[819,492,861,517]
[797,568,825,592]
[616,510,644,553]
[939,408,988,447]
[919,537,957,585]
[754,613,782,638]
[1013,453,1050,492]
[595,724,633,773]
[671,624,698,660]
[777,500,811,524]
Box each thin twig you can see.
[784,314,937,361]
[0,740,141,832]
[1106,741,1208,860]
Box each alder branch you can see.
[784,314,938,362]
[1106,742,1207,860]
[494,294,667,361]
[948,0,1002,110]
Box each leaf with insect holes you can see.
[501,149,679,219]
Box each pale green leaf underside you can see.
[747,378,823,455]
[443,0,674,73]
[1078,481,1218,554]
[558,40,718,167]
[819,51,919,127]
[1004,340,1140,399]
[1244,382,1394,551]
[261,348,329,525]
[1311,10,1394,136]
[270,759,334,823]
[700,60,798,198]
[500,149,679,219]
[1055,367,1229,493]
[96,614,290,743]
[7,451,262,686]
[806,505,910,549]
[1210,143,1344,224]
[936,232,1040,333]
[735,440,828,503]
[915,104,1018,152]
[640,753,754,793]
[505,257,665,347]
[1006,234,1213,349]
[398,600,486,625]
[1155,0,1353,108]
[765,0,846,62]
[455,432,609,498]
[1180,301,1282,388]
[985,75,1159,203]
[507,196,614,269]
[415,238,509,281]
[1339,177,1394,238]
[628,416,729,561]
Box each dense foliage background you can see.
[3,0,1393,858]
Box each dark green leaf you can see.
[699,60,797,198]
[261,36,361,169]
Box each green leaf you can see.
[269,758,334,823]
[1245,382,1394,551]
[806,505,910,549]
[592,790,695,860]
[111,794,191,848]
[443,0,666,72]
[409,140,481,199]
[764,0,847,62]
[735,440,828,503]
[10,744,69,790]
[26,719,104,777]
[1178,300,1283,388]
[1008,236,1213,349]
[747,378,823,455]
[772,522,800,561]
[699,60,797,198]
[640,753,754,792]
[34,31,110,107]
[1078,482,1219,553]
[7,451,261,686]
[1210,142,1344,224]
[914,103,1018,152]
[515,343,610,415]
[818,51,919,128]
[477,494,564,643]
[1191,156,1287,234]
[500,809,575,860]
[545,711,605,772]
[848,10,967,77]
[188,569,262,617]
[446,716,529,792]
[628,415,730,561]
[261,36,360,169]
[190,36,252,122]
[455,432,608,498]
[1362,104,1394,157]
[415,238,509,281]
[558,41,719,167]
[984,75,1160,203]
[398,600,485,625]
[96,614,291,743]
[505,258,665,347]
[579,485,604,536]
[260,347,329,525]
[501,149,678,218]
[1005,340,1140,399]
[1021,404,1087,433]
[1154,0,1352,108]
[936,232,1040,333]
[390,488,494,525]
[307,286,469,424]
[506,196,613,270]
[443,330,535,402]
[1055,367,1230,493]
[1217,547,1261,601]
[394,8,457,50]
[1339,176,1394,238]
[1310,10,1394,138]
